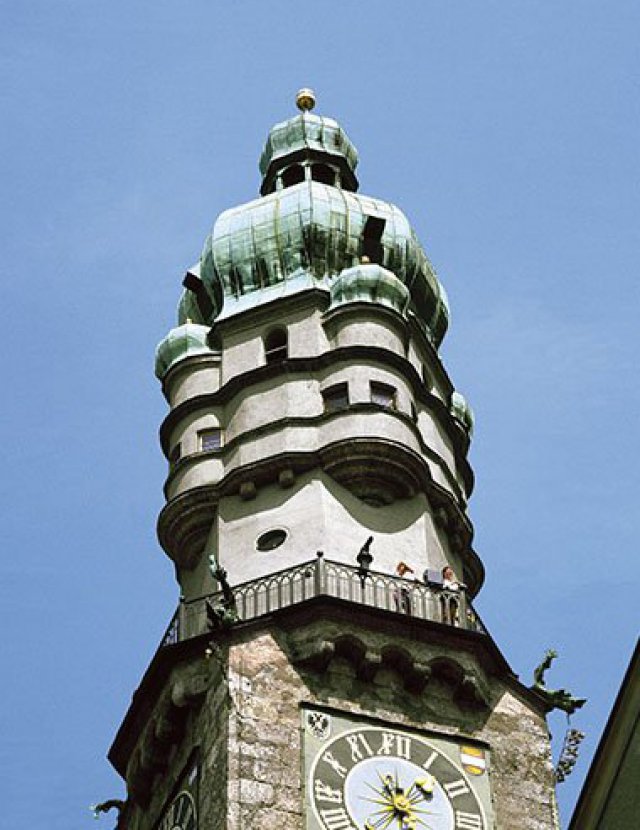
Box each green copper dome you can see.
[155,322,215,380]
[330,262,410,315]
[200,180,449,347]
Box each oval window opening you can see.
[256,528,287,552]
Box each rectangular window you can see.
[370,381,396,409]
[168,443,181,466]
[322,383,349,413]
[199,428,222,452]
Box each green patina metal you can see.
[155,321,215,380]
[200,181,449,346]
[532,649,587,716]
[177,285,208,326]
[259,111,358,194]
[329,262,410,316]
[450,390,475,438]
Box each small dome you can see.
[259,112,358,194]
[450,391,474,438]
[330,262,410,315]
[155,322,214,380]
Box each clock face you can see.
[159,791,197,830]
[306,718,490,830]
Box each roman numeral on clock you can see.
[444,779,470,799]
[319,807,354,829]
[455,811,483,829]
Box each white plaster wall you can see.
[219,305,329,384]
[166,456,225,500]
[166,404,464,506]
[165,359,221,408]
[325,311,406,357]
[215,473,454,586]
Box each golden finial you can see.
[296,88,316,112]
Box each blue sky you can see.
[1,1,638,827]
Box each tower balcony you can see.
[159,553,485,649]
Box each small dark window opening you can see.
[311,163,335,186]
[370,381,396,409]
[411,402,418,422]
[322,382,349,413]
[264,328,288,364]
[421,364,432,390]
[362,215,386,264]
[199,428,222,452]
[168,443,181,466]
[256,528,287,551]
[282,164,305,188]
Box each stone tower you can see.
[108,92,558,830]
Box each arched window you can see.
[281,164,305,188]
[264,328,288,364]
[311,163,335,186]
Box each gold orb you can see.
[296,88,316,112]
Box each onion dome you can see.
[259,89,358,196]
[450,391,475,438]
[199,92,450,348]
[155,322,214,380]
[330,261,410,315]
[200,182,449,346]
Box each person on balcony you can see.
[441,565,465,626]
[442,565,462,591]
[394,561,415,614]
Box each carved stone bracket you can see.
[287,626,489,710]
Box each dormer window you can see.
[370,381,396,409]
[362,215,386,265]
[264,328,288,364]
[322,382,349,413]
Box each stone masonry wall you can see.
[192,620,557,830]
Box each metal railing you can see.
[160,554,485,649]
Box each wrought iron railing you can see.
[160,554,485,649]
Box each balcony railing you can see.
[159,554,485,649]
